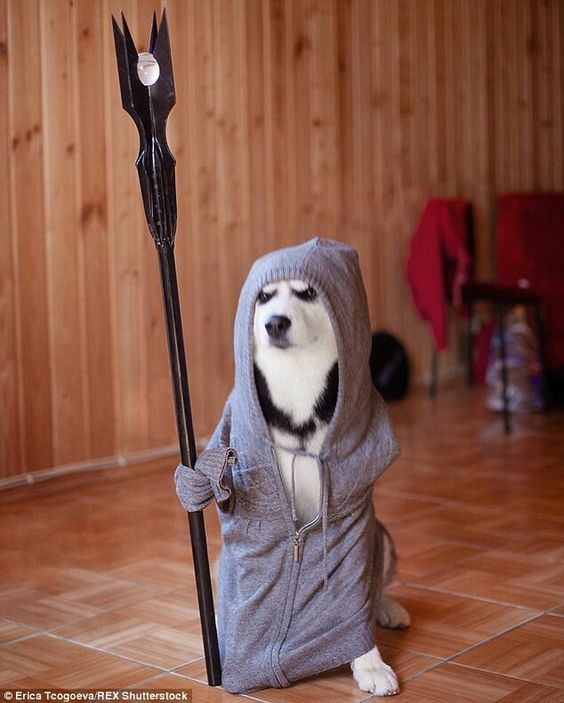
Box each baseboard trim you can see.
[0,444,182,492]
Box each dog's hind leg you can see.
[375,522,411,630]
[377,594,411,630]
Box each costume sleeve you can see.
[175,447,237,513]
[174,398,236,513]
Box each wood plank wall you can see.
[1,0,563,481]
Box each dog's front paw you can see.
[377,594,411,630]
[351,647,399,697]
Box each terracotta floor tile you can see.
[386,504,514,550]
[417,550,564,610]
[509,531,564,563]
[375,585,538,659]
[0,587,102,629]
[128,673,254,702]
[372,493,441,526]
[378,644,441,682]
[105,559,197,590]
[388,527,486,581]
[397,663,564,702]
[0,619,38,646]
[54,590,204,668]
[0,387,563,700]
[456,615,564,688]
[178,659,369,703]
[175,646,439,699]
[0,634,159,687]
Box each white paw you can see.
[351,647,399,697]
[377,595,411,630]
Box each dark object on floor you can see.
[547,367,564,408]
[370,332,410,401]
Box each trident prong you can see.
[112,10,176,249]
[111,10,222,687]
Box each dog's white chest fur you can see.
[253,280,337,526]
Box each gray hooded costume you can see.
[175,238,399,694]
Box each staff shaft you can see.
[157,243,222,686]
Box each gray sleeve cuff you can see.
[174,447,237,513]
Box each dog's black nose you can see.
[265,315,291,339]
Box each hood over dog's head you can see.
[231,237,390,461]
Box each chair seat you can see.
[462,281,541,306]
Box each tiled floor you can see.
[1,386,563,701]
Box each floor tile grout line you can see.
[401,581,549,613]
[391,549,501,585]
[45,630,174,673]
[451,659,561,687]
[442,610,546,666]
[0,630,48,648]
[396,658,448,688]
[122,670,196,690]
[374,610,548,691]
[0,583,188,639]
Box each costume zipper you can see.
[292,513,319,562]
[269,444,322,564]
[293,530,301,562]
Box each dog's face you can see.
[253,279,334,352]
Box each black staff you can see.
[112,11,221,686]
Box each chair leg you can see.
[533,303,548,410]
[496,303,511,433]
[429,347,438,398]
[466,302,474,385]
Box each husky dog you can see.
[253,279,410,697]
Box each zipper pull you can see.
[293,531,302,562]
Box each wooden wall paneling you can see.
[336,0,371,305]
[7,0,54,474]
[397,0,415,193]
[2,0,564,482]
[180,0,223,437]
[105,0,149,454]
[558,0,564,185]
[442,0,457,194]
[548,0,561,188]
[351,0,375,306]
[495,0,512,193]
[0,0,22,475]
[368,0,389,328]
[543,0,562,189]
[457,0,473,197]
[263,0,288,249]
[470,0,492,278]
[536,0,551,189]
[291,0,313,240]
[413,0,431,192]
[425,0,440,189]
[163,0,201,444]
[245,0,268,256]
[41,0,88,465]
[308,0,339,237]
[432,0,447,189]
[213,0,250,404]
[516,1,533,192]
[76,0,116,459]
[283,0,300,244]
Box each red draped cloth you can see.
[406,199,472,351]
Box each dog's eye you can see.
[294,286,318,302]
[257,289,275,305]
